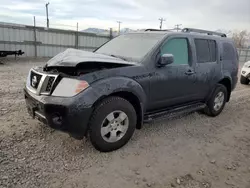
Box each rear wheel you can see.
[204,84,227,117]
[240,75,249,85]
[89,96,137,152]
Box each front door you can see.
[149,37,198,110]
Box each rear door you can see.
[192,38,221,100]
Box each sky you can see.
[0,0,249,32]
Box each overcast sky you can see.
[0,0,249,31]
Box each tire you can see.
[89,96,137,152]
[204,84,227,117]
[240,75,249,85]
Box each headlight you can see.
[26,70,31,87]
[52,78,89,97]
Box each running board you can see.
[144,103,206,123]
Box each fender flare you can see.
[77,76,147,109]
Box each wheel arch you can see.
[218,77,231,102]
[92,91,144,129]
[86,77,147,129]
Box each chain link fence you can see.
[238,48,250,63]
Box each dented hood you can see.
[46,48,138,67]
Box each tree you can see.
[232,30,250,48]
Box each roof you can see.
[126,30,231,41]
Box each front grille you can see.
[30,71,42,89]
[27,69,58,95]
[46,77,55,92]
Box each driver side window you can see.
[161,38,189,65]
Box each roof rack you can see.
[145,29,171,32]
[182,28,227,37]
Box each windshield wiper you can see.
[108,54,127,61]
[96,52,129,61]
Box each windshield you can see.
[95,33,165,61]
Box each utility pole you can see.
[175,24,182,32]
[75,22,79,49]
[45,2,50,28]
[159,18,166,30]
[117,21,122,35]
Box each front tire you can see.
[204,84,227,117]
[89,96,137,152]
[240,75,249,85]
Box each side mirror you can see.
[159,54,174,66]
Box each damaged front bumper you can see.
[24,88,93,139]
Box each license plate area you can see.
[25,94,41,119]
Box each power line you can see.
[50,23,76,27]
[159,18,166,30]
[175,24,182,32]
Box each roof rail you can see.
[145,29,170,32]
[182,28,227,37]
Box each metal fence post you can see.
[33,16,37,58]
[109,28,113,40]
[75,32,78,49]
[245,49,249,62]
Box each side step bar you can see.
[144,103,206,123]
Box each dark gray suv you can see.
[24,28,239,152]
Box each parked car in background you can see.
[24,28,239,152]
[240,61,250,85]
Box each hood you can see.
[46,48,139,67]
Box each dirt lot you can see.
[0,58,250,188]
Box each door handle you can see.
[185,69,195,75]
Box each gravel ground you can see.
[0,58,250,188]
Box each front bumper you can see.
[24,88,93,139]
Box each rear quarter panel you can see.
[219,40,239,91]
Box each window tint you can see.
[161,38,188,65]
[208,40,216,61]
[195,39,217,63]
[223,43,236,60]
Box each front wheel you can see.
[89,96,137,152]
[204,84,227,117]
[240,75,249,85]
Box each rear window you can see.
[223,43,236,60]
[208,40,216,62]
[195,39,217,63]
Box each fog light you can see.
[242,71,246,74]
[51,113,63,126]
